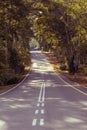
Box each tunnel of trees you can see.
[0,0,87,85]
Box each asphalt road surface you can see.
[0,51,87,130]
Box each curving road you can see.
[0,51,87,130]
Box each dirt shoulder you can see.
[45,52,87,87]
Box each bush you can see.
[78,65,87,75]
[83,66,87,75]
[6,77,18,85]
[0,69,18,85]
[60,64,67,70]
[9,49,25,73]
[15,64,24,73]
[0,48,8,64]
[78,65,84,73]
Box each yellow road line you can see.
[56,73,87,96]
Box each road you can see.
[0,51,87,130]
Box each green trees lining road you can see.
[33,0,87,67]
[0,0,87,85]
[0,0,32,85]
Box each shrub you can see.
[78,65,87,75]
[60,64,67,70]
[6,77,18,85]
[0,69,18,85]
[83,66,87,75]
[9,49,24,73]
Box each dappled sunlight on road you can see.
[26,52,87,130]
[10,104,31,109]
[0,120,8,130]
[0,95,35,130]
[44,68,87,129]
[45,94,87,130]
[79,101,87,106]
[0,79,39,130]
[0,51,87,130]
[0,56,48,130]
[30,52,87,130]
[65,117,83,123]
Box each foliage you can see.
[9,48,24,73]
[0,0,32,85]
[32,0,87,69]
[0,0,87,85]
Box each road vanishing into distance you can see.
[0,51,87,130]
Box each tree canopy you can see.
[0,0,87,85]
[32,0,87,64]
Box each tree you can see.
[32,0,87,70]
[0,0,32,85]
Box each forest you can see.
[0,0,87,86]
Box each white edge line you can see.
[0,69,31,96]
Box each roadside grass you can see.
[44,52,87,87]
[0,65,31,94]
